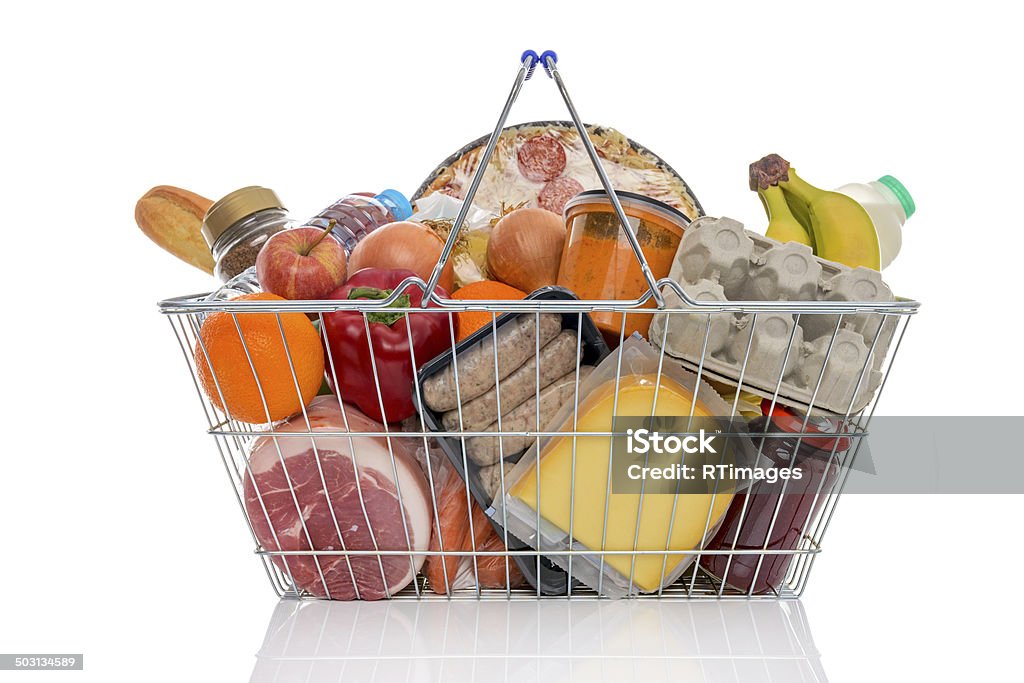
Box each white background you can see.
[1,1,1022,680]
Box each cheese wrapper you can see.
[496,335,757,597]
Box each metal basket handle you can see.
[422,51,666,308]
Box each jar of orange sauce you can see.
[557,191,689,345]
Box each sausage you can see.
[422,313,562,412]
[467,366,594,465]
[478,459,520,501]
[440,329,581,432]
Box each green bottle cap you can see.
[877,175,915,219]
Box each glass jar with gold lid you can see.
[202,186,290,282]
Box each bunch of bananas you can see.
[750,154,880,270]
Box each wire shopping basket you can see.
[159,51,919,600]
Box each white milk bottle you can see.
[834,176,915,269]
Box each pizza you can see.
[413,121,704,220]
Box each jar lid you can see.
[563,189,692,228]
[760,400,852,452]
[202,186,286,247]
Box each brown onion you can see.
[486,208,566,293]
[348,221,455,292]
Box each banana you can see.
[781,186,814,244]
[759,184,813,247]
[749,154,879,270]
[779,168,880,270]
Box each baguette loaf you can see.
[135,185,215,274]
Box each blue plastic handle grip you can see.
[539,50,558,77]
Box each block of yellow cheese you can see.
[509,373,733,592]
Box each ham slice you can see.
[243,396,431,600]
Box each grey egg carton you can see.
[650,217,898,415]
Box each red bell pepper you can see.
[322,268,456,423]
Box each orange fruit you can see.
[451,280,526,341]
[194,293,324,424]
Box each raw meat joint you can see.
[243,397,432,600]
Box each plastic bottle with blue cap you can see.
[304,189,414,253]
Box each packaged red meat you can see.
[243,396,432,600]
[414,121,704,220]
[426,463,524,595]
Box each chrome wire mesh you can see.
[161,283,916,601]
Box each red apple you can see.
[256,226,348,300]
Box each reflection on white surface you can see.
[251,598,825,682]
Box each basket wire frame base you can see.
[273,564,809,602]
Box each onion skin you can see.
[349,221,455,293]
[486,208,566,293]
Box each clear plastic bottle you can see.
[834,176,915,269]
[304,189,413,253]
